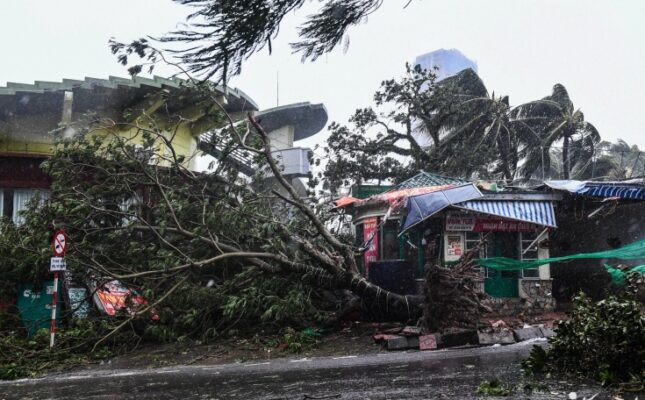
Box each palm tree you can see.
[430,69,560,181]
[587,140,645,179]
[428,69,524,182]
[513,84,600,180]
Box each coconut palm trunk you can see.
[562,135,571,179]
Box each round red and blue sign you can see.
[52,229,68,257]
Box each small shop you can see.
[339,172,561,302]
[438,211,553,298]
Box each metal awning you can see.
[453,200,557,227]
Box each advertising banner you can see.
[444,234,464,262]
[89,279,158,320]
[363,217,379,277]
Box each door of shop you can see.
[484,232,519,297]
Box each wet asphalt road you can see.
[0,340,622,400]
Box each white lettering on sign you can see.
[445,214,476,231]
[23,289,41,299]
[50,257,67,272]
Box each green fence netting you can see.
[477,239,645,271]
[604,264,645,286]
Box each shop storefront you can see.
[344,176,560,301]
[441,212,551,298]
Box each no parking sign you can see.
[52,229,68,257]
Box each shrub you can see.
[523,287,645,385]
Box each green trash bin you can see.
[17,280,61,337]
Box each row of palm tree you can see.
[422,68,604,182]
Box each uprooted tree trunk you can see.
[247,115,423,322]
[421,238,492,332]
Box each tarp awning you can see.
[400,184,483,233]
[334,184,458,209]
[583,184,645,200]
[454,200,557,227]
[333,196,359,208]
[545,180,645,201]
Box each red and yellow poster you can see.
[363,217,379,277]
[91,279,158,320]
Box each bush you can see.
[0,319,116,380]
[523,288,645,385]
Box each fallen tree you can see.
[1,86,422,348]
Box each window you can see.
[465,232,484,255]
[465,232,485,274]
[520,232,540,279]
[119,194,142,224]
[380,219,400,260]
[10,189,50,225]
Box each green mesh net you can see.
[477,239,645,271]
[604,264,645,286]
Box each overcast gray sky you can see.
[2,0,644,150]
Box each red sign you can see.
[52,229,68,257]
[473,218,540,233]
[446,214,539,233]
[92,280,159,320]
[363,217,379,277]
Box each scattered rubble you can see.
[513,326,543,342]
[418,334,437,350]
[477,331,515,345]
[374,318,559,351]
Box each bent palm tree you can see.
[514,84,600,180]
[432,69,537,182]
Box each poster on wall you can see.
[444,233,464,262]
[363,217,379,277]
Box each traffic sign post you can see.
[50,229,68,348]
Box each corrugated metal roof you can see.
[389,171,468,191]
[0,75,258,111]
[454,200,557,227]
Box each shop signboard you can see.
[445,214,475,231]
[473,219,539,233]
[446,214,539,233]
[363,217,379,277]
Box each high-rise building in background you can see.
[411,49,478,147]
[414,48,478,81]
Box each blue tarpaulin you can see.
[400,184,483,233]
[546,180,645,201]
